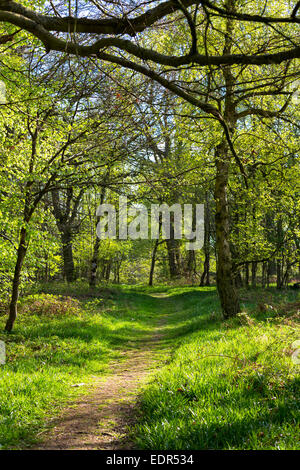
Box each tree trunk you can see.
[105,263,111,281]
[113,262,121,284]
[62,232,75,283]
[52,188,83,284]
[116,262,120,284]
[251,261,257,288]
[149,239,159,286]
[186,249,196,282]
[276,258,282,289]
[214,144,240,318]
[213,2,240,318]
[261,261,266,288]
[235,270,243,288]
[5,228,27,332]
[200,195,211,286]
[267,260,271,287]
[200,253,210,286]
[89,190,105,287]
[283,264,289,287]
[245,262,250,289]
[149,217,162,286]
[166,238,179,279]
[90,234,100,287]
[276,217,284,289]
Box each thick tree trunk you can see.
[214,145,240,318]
[5,228,27,332]
[213,1,240,318]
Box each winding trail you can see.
[35,293,170,450]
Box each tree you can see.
[1,0,299,318]
[52,187,85,283]
[1,55,120,331]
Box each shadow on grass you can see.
[6,285,298,376]
[143,373,300,449]
[0,288,219,373]
[133,288,299,450]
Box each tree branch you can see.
[0,1,300,65]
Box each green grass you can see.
[0,282,299,450]
[134,287,300,450]
[0,284,159,449]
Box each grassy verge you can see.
[134,287,300,450]
[0,283,158,449]
[0,283,299,450]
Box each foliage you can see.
[0,285,157,449]
[135,287,300,450]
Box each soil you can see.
[34,302,167,450]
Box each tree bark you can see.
[251,261,257,288]
[89,189,105,287]
[244,262,250,289]
[200,193,211,286]
[276,218,283,289]
[52,188,83,284]
[166,234,179,279]
[186,249,196,282]
[149,239,159,286]
[61,232,75,283]
[214,0,240,318]
[5,228,27,332]
[149,216,162,286]
[261,261,266,288]
[276,259,282,289]
[235,270,243,288]
[105,262,111,281]
[166,240,178,278]
[90,235,100,287]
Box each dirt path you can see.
[34,300,168,450]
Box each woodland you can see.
[0,0,299,451]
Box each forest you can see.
[0,0,299,452]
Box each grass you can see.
[0,282,299,450]
[0,283,159,449]
[134,287,300,450]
